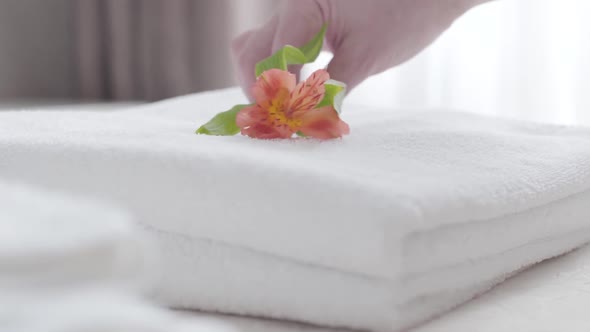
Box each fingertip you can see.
[231,16,280,101]
[327,45,368,93]
[230,32,255,101]
[327,58,358,93]
[231,30,253,56]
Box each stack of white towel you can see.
[2,88,590,331]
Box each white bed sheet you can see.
[176,244,590,332]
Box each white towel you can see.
[0,181,194,332]
[0,180,144,290]
[1,88,590,330]
[144,209,590,331]
[1,289,201,332]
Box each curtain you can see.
[0,0,76,99]
[341,0,590,125]
[75,0,276,101]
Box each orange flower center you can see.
[266,91,302,131]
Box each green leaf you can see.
[255,24,328,77]
[196,104,250,136]
[316,79,347,114]
[299,24,328,64]
[255,46,307,77]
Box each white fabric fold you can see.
[0,181,142,289]
[0,181,190,332]
[144,203,590,331]
[1,289,196,332]
[2,88,590,330]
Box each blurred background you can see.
[0,0,588,124]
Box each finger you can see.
[271,1,325,80]
[231,16,279,100]
[327,39,370,92]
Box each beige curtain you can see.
[76,0,277,101]
[0,0,76,99]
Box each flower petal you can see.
[251,69,296,107]
[241,123,285,139]
[237,105,294,139]
[299,106,350,140]
[290,69,330,114]
[236,105,267,129]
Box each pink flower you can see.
[236,69,350,140]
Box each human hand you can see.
[232,0,483,99]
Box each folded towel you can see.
[1,289,197,332]
[144,200,590,331]
[0,180,146,290]
[2,88,590,331]
[0,180,198,332]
